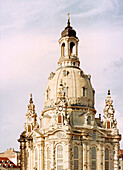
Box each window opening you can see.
[57,145,63,170]
[70,42,75,56]
[87,116,91,125]
[74,146,79,170]
[63,87,68,96]
[107,121,110,129]
[73,62,75,66]
[91,147,96,170]
[82,87,86,97]
[28,125,31,132]
[61,43,65,57]
[58,115,62,124]
[105,148,109,170]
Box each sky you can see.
[0,0,123,152]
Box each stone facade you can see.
[18,16,121,170]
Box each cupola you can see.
[58,13,80,68]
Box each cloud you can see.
[0,0,123,152]
[114,57,123,68]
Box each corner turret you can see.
[25,94,38,132]
[103,90,117,129]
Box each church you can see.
[18,15,121,170]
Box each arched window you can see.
[87,116,91,125]
[82,87,86,97]
[28,125,31,132]
[73,62,75,66]
[107,121,110,129]
[74,146,79,170]
[58,115,62,124]
[61,43,65,57]
[63,87,68,96]
[70,42,75,56]
[57,145,63,170]
[91,147,96,170]
[47,147,50,170]
[35,148,38,170]
[105,148,109,170]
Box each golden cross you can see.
[68,13,70,21]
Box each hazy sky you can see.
[0,0,123,152]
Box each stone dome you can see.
[44,66,95,110]
[43,16,95,112]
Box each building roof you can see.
[119,149,123,159]
[61,14,77,38]
[0,148,20,159]
[0,157,19,168]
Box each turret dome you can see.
[61,18,77,38]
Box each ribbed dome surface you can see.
[44,66,94,110]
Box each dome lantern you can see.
[58,13,80,68]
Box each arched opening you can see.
[91,147,96,170]
[61,43,65,57]
[87,116,91,125]
[107,121,110,129]
[63,87,68,96]
[70,42,75,56]
[82,87,86,97]
[105,148,109,170]
[57,145,63,170]
[47,147,50,170]
[58,115,62,124]
[74,146,79,170]
[28,125,31,132]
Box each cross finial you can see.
[67,13,70,27]
[68,13,70,21]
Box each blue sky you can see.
[0,0,123,152]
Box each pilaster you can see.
[83,141,87,170]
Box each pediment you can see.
[83,127,107,138]
[45,129,67,138]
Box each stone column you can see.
[66,38,69,59]
[76,42,78,57]
[41,141,44,170]
[102,145,105,170]
[38,143,41,170]
[79,141,83,170]
[68,140,72,170]
[51,141,55,170]
[83,141,87,170]
[20,141,27,170]
[31,147,34,170]
[114,143,119,170]
[87,142,90,170]
[98,143,103,170]
[30,148,32,170]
